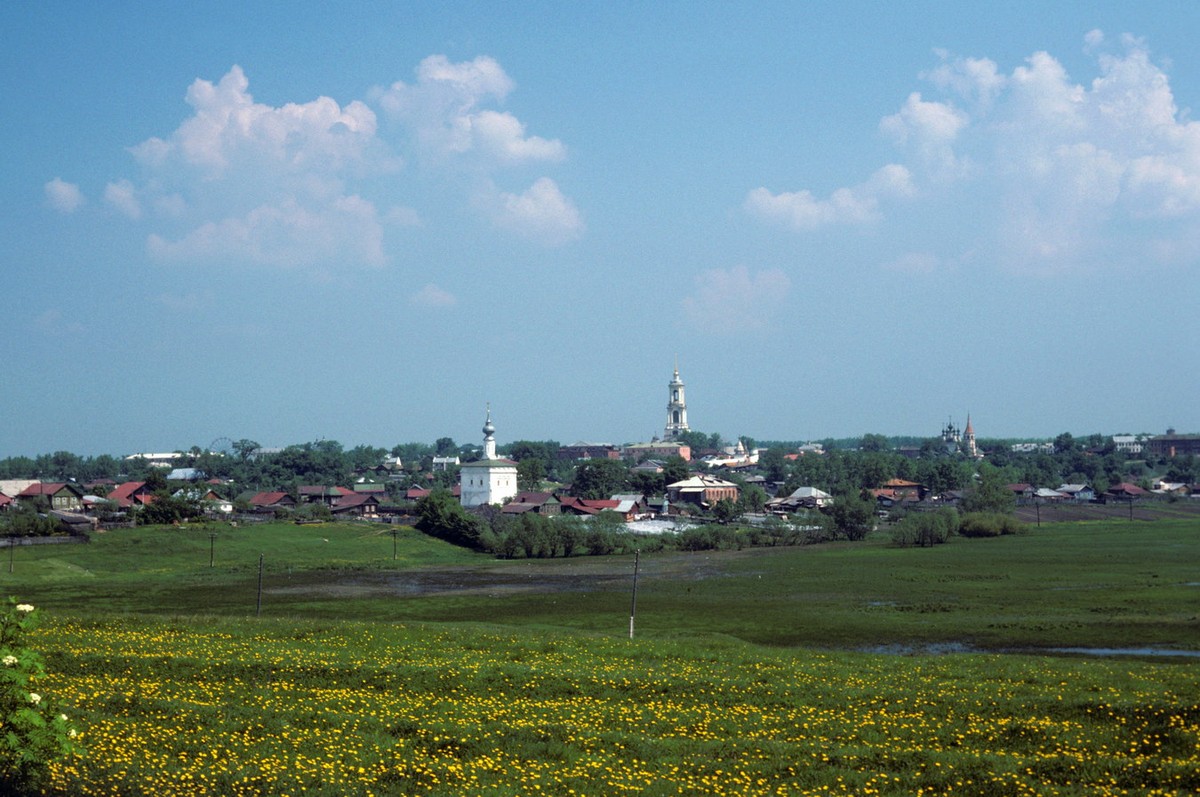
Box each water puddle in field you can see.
[861,642,980,656]
[1042,647,1200,659]
[860,643,1200,659]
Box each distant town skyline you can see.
[3,3,1198,456]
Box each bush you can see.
[0,600,81,793]
[958,512,1024,538]
[891,509,959,547]
[673,524,742,552]
[415,490,487,551]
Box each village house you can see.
[499,492,562,516]
[622,441,692,463]
[766,486,832,514]
[1145,432,1200,458]
[556,443,621,461]
[106,481,156,508]
[1056,484,1096,502]
[666,474,739,510]
[17,482,85,511]
[331,493,381,517]
[248,491,296,510]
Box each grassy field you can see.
[4,518,1199,794]
[10,518,1200,651]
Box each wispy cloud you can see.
[44,178,84,213]
[33,309,84,336]
[410,283,457,307]
[681,265,790,333]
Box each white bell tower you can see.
[664,360,690,440]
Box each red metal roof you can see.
[249,491,290,507]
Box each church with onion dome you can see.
[459,406,519,507]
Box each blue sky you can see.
[4,2,1199,456]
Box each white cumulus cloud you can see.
[477,177,583,246]
[377,55,564,167]
[745,164,914,230]
[681,265,791,333]
[749,32,1200,274]
[44,178,84,213]
[131,65,380,179]
[104,179,142,219]
[65,57,575,274]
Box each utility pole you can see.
[256,553,264,617]
[629,549,640,640]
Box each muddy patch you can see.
[265,551,739,600]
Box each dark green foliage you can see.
[827,493,875,540]
[958,512,1024,537]
[672,524,743,551]
[516,458,545,491]
[710,497,740,524]
[137,493,203,526]
[961,464,1017,514]
[859,433,890,452]
[571,459,630,500]
[891,509,959,547]
[415,489,486,550]
[0,505,61,538]
[0,601,80,793]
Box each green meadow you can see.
[6,518,1200,794]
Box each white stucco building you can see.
[459,406,519,508]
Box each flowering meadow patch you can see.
[31,615,1200,795]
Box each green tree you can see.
[517,458,545,491]
[827,493,875,541]
[233,439,260,461]
[961,464,1017,514]
[434,437,458,457]
[661,455,690,486]
[859,433,890,453]
[674,430,714,453]
[711,497,740,524]
[415,489,486,550]
[737,484,768,515]
[1053,432,1076,454]
[506,440,560,463]
[757,447,788,482]
[572,459,630,500]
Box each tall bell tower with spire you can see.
[664,359,690,440]
[963,414,980,459]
